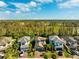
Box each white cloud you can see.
[11,1,40,13]
[12,3,30,12]
[36,0,53,3]
[0,1,7,7]
[58,0,79,8]
[10,0,53,13]
[29,1,37,7]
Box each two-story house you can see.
[68,37,77,50]
[62,36,77,50]
[35,36,47,51]
[49,35,66,55]
[18,36,30,56]
[62,36,79,55]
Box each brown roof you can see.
[0,37,12,45]
[35,36,47,41]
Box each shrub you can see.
[43,51,52,59]
[40,32,48,37]
[51,53,58,59]
[64,49,71,57]
[44,54,48,59]
[43,51,58,59]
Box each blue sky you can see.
[0,0,79,20]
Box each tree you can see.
[44,44,52,52]
[27,42,34,57]
[4,40,19,59]
[51,53,58,59]
[40,32,48,37]
[4,48,14,59]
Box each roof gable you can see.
[49,35,64,43]
[18,36,30,43]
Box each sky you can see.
[0,0,79,20]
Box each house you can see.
[18,36,31,56]
[62,36,77,50]
[68,37,77,49]
[35,36,47,51]
[0,37,13,51]
[74,36,79,45]
[0,37,14,59]
[61,36,79,55]
[49,35,66,55]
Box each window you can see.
[55,42,62,46]
[55,42,59,46]
[22,42,25,45]
[56,48,63,51]
[59,43,62,45]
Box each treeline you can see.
[0,20,79,38]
